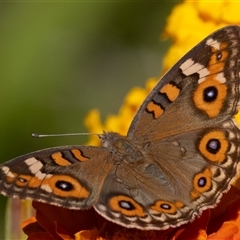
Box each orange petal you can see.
[208,187,240,234]
[75,228,99,240]
[56,222,74,240]
[210,186,240,219]
[172,210,210,240]
[33,201,97,236]
[208,222,240,240]
[22,217,46,237]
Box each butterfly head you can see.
[99,132,144,162]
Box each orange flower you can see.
[21,186,240,240]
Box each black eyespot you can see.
[198,177,207,187]
[119,200,135,210]
[160,203,171,210]
[207,138,221,154]
[56,180,73,191]
[216,52,222,61]
[203,86,218,102]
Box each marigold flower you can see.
[21,186,240,239]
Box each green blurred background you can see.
[0,2,179,238]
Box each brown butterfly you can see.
[1,25,240,230]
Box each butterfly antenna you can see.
[32,132,101,138]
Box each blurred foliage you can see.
[0,2,179,238]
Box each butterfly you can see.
[1,25,240,231]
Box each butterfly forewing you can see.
[0,146,113,209]
[128,25,240,141]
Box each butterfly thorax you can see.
[99,132,144,163]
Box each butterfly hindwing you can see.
[94,125,240,230]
